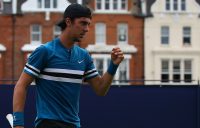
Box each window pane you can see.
[162,74,169,82]
[161,26,169,44]
[118,23,128,43]
[173,0,178,11]
[166,0,170,10]
[184,60,191,72]
[31,24,41,43]
[45,0,50,8]
[121,0,126,10]
[105,0,109,10]
[184,74,192,82]
[184,60,192,83]
[181,0,186,11]
[173,60,180,82]
[54,26,61,38]
[113,0,118,10]
[161,60,169,82]
[32,34,40,41]
[119,60,127,82]
[95,23,106,44]
[96,0,101,9]
[96,59,104,76]
[173,74,180,82]
[38,0,42,8]
[53,0,57,8]
[183,27,191,45]
[173,60,180,72]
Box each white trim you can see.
[92,54,131,59]
[22,0,70,12]
[43,68,84,75]
[3,0,11,2]
[86,44,137,54]
[0,0,3,11]
[12,0,17,14]
[26,63,40,73]
[39,74,83,84]
[0,44,6,51]
[21,44,41,52]
[24,67,39,77]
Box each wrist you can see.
[13,112,24,127]
[107,61,119,76]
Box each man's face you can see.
[69,17,91,42]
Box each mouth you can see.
[80,33,86,38]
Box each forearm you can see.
[90,61,118,96]
[97,72,114,96]
[13,84,27,112]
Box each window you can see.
[45,0,50,8]
[95,59,104,76]
[165,0,170,11]
[165,0,186,11]
[96,0,101,9]
[118,59,128,82]
[31,24,41,44]
[161,60,169,82]
[161,26,169,45]
[38,0,57,9]
[160,59,193,84]
[95,23,106,44]
[53,25,61,38]
[113,0,118,10]
[117,23,128,44]
[184,60,192,82]
[173,60,181,82]
[105,0,110,10]
[181,0,186,11]
[95,0,127,12]
[183,27,191,45]
[93,54,130,85]
[173,0,178,11]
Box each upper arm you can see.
[24,45,48,78]
[15,72,34,89]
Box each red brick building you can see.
[0,0,146,85]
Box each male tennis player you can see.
[13,3,124,128]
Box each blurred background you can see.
[0,0,200,128]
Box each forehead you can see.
[75,17,91,23]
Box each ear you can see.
[65,18,72,26]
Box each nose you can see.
[84,25,89,32]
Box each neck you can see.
[59,32,75,48]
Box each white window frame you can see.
[31,24,42,45]
[92,54,131,85]
[117,23,128,44]
[53,25,61,38]
[95,23,106,44]
[37,0,58,9]
[161,26,169,45]
[95,0,128,13]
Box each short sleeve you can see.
[23,45,48,78]
[83,52,99,81]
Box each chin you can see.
[73,38,81,42]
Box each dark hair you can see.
[57,3,92,31]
